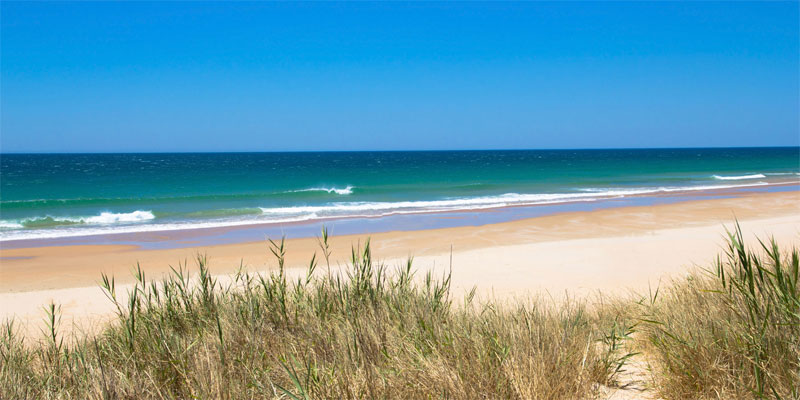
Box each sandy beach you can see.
[5,3,798,396]
[2,190,799,335]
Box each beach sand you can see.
[2,190,798,336]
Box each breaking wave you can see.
[1,211,155,230]
[286,186,354,195]
[712,174,767,180]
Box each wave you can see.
[0,181,776,241]
[85,210,155,224]
[261,181,770,218]
[1,210,155,230]
[712,174,766,180]
[0,213,322,241]
[0,221,24,229]
[286,186,354,195]
[259,192,601,216]
[17,216,84,229]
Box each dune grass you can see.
[639,224,799,399]
[0,231,633,399]
[1,225,797,399]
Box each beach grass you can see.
[638,224,800,399]
[0,231,632,399]
[1,225,798,399]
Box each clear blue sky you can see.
[1,2,798,153]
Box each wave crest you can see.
[84,211,155,224]
[0,221,24,230]
[712,174,766,180]
[1,210,155,230]
[287,186,354,195]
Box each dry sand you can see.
[1,190,798,336]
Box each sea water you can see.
[1,148,798,241]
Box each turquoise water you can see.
[1,148,798,241]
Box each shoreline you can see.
[1,180,796,251]
[1,189,797,291]
[1,190,798,336]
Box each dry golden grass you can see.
[0,232,633,399]
[638,224,799,399]
[2,225,797,399]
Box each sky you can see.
[1,2,798,153]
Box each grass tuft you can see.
[639,222,800,399]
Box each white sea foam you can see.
[0,221,25,230]
[84,210,155,224]
[288,186,354,195]
[0,213,321,241]
[712,174,767,180]
[260,192,603,217]
[262,182,771,218]
[657,182,768,192]
[0,211,156,235]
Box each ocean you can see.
[1,148,798,242]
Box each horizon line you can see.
[2,145,799,156]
